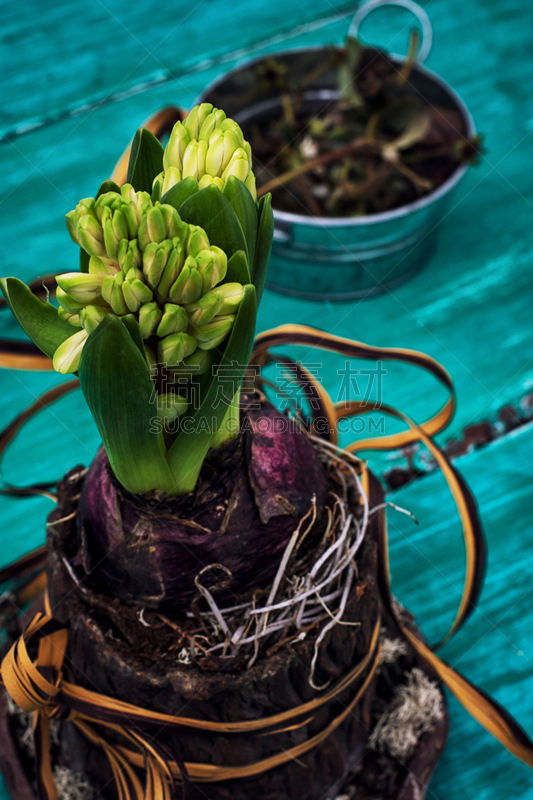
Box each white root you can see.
[181,439,394,674]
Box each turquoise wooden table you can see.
[1,0,533,797]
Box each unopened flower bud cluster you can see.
[153,103,256,199]
[55,184,243,374]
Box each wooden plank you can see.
[1,0,533,797]
[387,422,533,798]
[0,0,357,134]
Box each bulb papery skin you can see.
[78,396,326,613]
[59,188,243,373]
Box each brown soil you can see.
[247,46,479,218]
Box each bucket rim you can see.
[197,43,476,229]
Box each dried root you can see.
[183,439,369,681]
[379,630,409,666]
[52,766,93,800]
[369,667,444,759]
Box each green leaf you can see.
[253,193,273,305]
[339,37,364,107]
[120,314,145,359]
[223,176,258,266]
[178,185,247,261]
[166,284,257,494]
[126,128,164,194]
[224,250,251,285]
[0,277,81,359]
[96,179,121,198]
[151,181,161,204]
[79,247,90,274]
[79,315,175,495]
[161,177,200,211]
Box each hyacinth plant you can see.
[1,104,273,498]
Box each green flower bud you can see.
[77,215,106,257]
[205,129,225,176]
[245,171,257,201]
[57,306,81,326]
[120,184,152,223]
[157,392,189,424]
[186,225,210,257]
[156,241,186,299]
[221,147,250,183]
[196,103,215,130]
[96,195,138,238]
[102,207,129,258]
[197,174,213,190]
[220,118,245,144]
[174,348,212,376]
[138,206,166,249]
[102,272,128,315]
[211,245,228,283]
[161,166,182,196]
[143,240,172,288]
[65,214,78,245]
[169,256,203,304]
[152,172,164,197]
[56,272,105,304]
[194,250,216,294]
[183,106,200,140]
[93,193,115,221]
[183,104,214,141]
[157,331,197,366]
[79,305,112,334]
[197,174,225,191]
[122,276,153,313]
[156,303,189,337]
[218,281,244,315]
[56,287,85,314]
[65,198,98,245]
[198,107,226,142]
[163,124,190,171]
[190,314,235,350]
[182,140,207,180]
[125,266,144,282]
[88,256,118,275]
[186,289,224,327]
[205,128,243,177]
[138,301,162,339]
[195,247,227,293]
[221,129,244,171]
[52,329,88,374]
[160,204,187,240]
[118,239,142,273]
[138,204,185,250]
[159,107,256,198]
[186,283,243,328]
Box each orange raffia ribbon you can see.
[0,603,381,797]
[251,323,533,767]
[1,321,533,800]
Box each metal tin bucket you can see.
[198,0,475,300]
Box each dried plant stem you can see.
[396,29,420,86]
[294,176,324,216]
[393,159,433,191]
[257,139,370,196]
